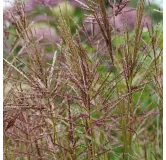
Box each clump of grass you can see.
[3,0,162,159]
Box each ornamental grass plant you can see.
[3,0,163,159]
